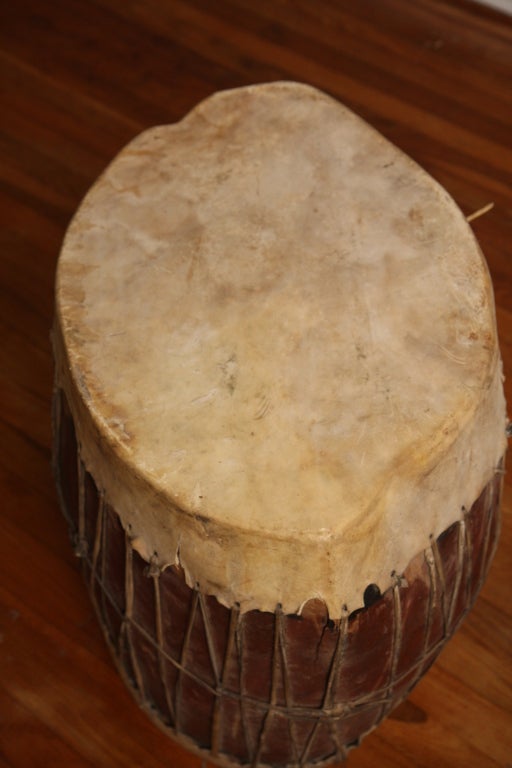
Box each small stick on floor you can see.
[466,202,494,222]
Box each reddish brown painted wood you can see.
[1,1,511,766]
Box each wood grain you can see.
[0,1,511,766]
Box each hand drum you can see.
[53,82,508,767]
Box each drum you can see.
[52,82,508,767]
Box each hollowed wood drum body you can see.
[53,83,508,767]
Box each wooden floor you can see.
[1,1,511,766]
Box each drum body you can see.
[54,387,503,766]
[52,82,508,767]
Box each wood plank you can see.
[0,687,96,768]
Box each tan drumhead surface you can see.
[55,82,507,615]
